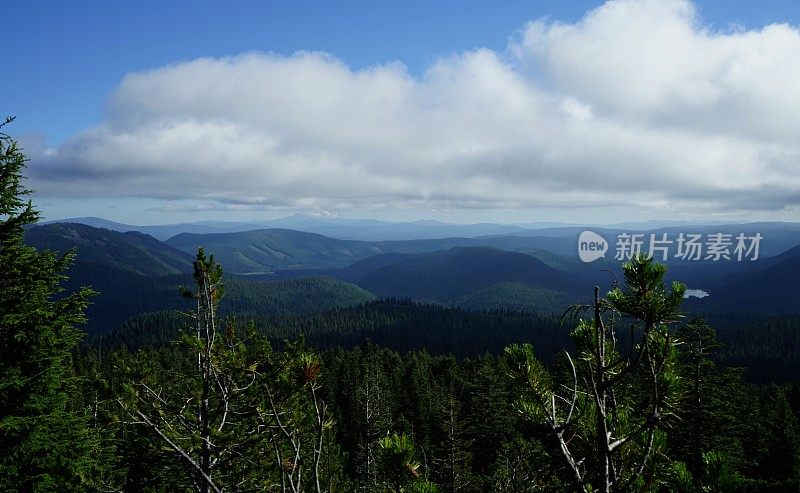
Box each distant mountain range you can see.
[46,215,800,258]
[24,220,800,337]
[44,215,533,241]
[164,225,800,278]
[48,214,779,241]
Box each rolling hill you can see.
[100,272,377,336]
[452,282,585,314]
[42,216,266,240]
[164,227,581,274]
[346,247,590,300]
[25,223,376,335]
[689,244,800,314]
[165,228,388,273]
[34,259,375,337]
[26,222,194,276]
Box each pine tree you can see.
[505,254,685,492]
[118,250,254,492]
[378,433,439,493]
[118,249,335,492]
[0,117,102,490]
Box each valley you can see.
[25,218,800,383]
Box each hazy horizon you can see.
[41,211,799,229]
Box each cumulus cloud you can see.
[26,0,800,215]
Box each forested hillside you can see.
[165,228,387,273]
[699,246,800,314]
[163,227,582,273]
[98,299,568,359]
[74,254,800,491]
[341,247,589,299]
[69,271,376,336]
[26,222,194,275]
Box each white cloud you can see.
[26,0,800,215]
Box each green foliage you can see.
[99,298,569,362]
[701,451,744,492]
[504,343,553,423]
[72,319,800,492]
[220,275,376,317]
[606,254,685,327]
[378,433,439,493]
[712,315,800,382]
[113,249,342,492]
[115,249,266,490]
[489,436,564,492]
[379,434,422,489]
[453,281,583,315]
[408,482,441,493]
[505,254,688,492]
[0,117,105,490]
[72,270,374,337]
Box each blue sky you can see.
[9,0,603,144]
[12,1,573,141]
[6,0,800,224]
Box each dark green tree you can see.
[118,249,337,492]
[506,254,685,492]
[0,117,103,490]
[748,385,800,490]
[118,250,266,492]
[378,433,439,493]
[674,317,721,480]
[254,338,334,493]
